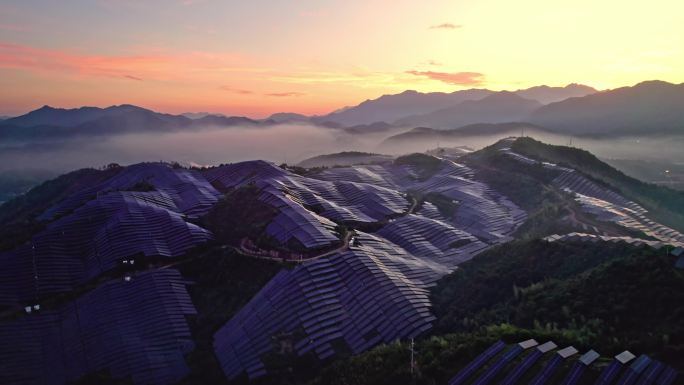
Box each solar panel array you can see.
[498,144,684,246]
[40,162,220,220]
[447,341,679,385]
[213,232,437,380]
[544,232,684,250]
[376,214,488,276]
[209,158,530,380]
[312,158,527,244]
[205,161,413,250]
[0,191,212,305]
[448,340,506,385]
[0,269,196,385]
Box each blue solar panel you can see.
[595,360,624,385]
[0,269,196,385]
[656,367,678,385]
[470,345,524,385]
[447,340,506,385]
[562,362,588,385]
[636,361,664,385]
[529,354,564,385]
[616,356,652,385]
[213,234,439,380]
[500,349,543,385]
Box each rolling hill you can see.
[0,104,261,141]
[314,84,595,127]
[529,80,684,135]
[394,92,542,129]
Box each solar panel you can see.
[447,340,506,385]
[595,359,628,385]
[635,361,664,385]
[656,367,678,385]
[562,350,602,385]
[470,344,525,385]
[530,346,578,385]
[499,348,543,385]
[580,350,601,366]
[615,355,652,385]
[213,233,439,380]
[0,269,196,385]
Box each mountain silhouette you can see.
[529,80,684,135]
[395,92,542,129]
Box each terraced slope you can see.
[496,138,684,245]
[212,156,527,380]
[0,269,196,385]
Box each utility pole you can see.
[410,338,415,375]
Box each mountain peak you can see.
[633,79,675,88]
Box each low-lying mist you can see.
[2,123,684,193]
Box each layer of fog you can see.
[0,124,389,174]
[1,122,684,184]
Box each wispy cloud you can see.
[265,92,305,97]
[0,23,30,32]
[429,23,461,29]
[405,70,485,86]
[220,86,253,95]
[0,41,249,81]
[124,74,143,81]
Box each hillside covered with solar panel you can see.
[1,138,683,385]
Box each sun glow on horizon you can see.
[1,0,683,117]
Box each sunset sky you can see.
[1,0,683,118]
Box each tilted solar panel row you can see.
[213,232,437,381]
[470,343,527,385]
[310,159,526,246]
[0,191,212,305]
[376,214,488,274]
[41,162,220,220]
[0,269,196,385]
[448,340,506,385]
[500,341,557,385]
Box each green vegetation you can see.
[464,142,559,211]
[463,142,578,239]
[125,180,155,192]
[422,192,460,219]
[0,167,120,251]
[0,170,55,203]
[202,183,280,248]
[308,324,609,385]
[395,153,443,181]
[176,247,283,385]
[431,239,684,364]
[512,137,684,232]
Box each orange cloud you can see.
[220,86,253,95]
[405,70,485,86]
[265,92,306,97]
[429,23,461,29]
[0,41,248,81]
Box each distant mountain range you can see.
[381,123,548,148]
[3,80,684,142]
[528,80,684,135]
[394,92,542,129]
[314,84,596,126]
[312,89,495,127]
[0,105,262,141]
